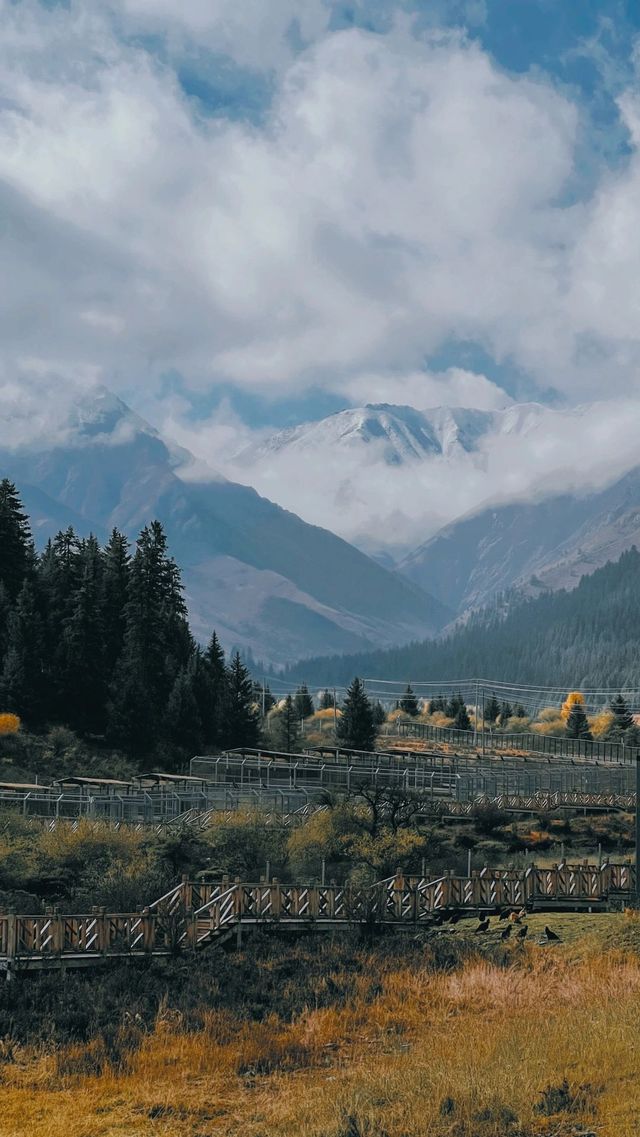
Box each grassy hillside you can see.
[286,546,640,689]
[3,917,640,1136]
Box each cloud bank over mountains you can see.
[3,0,640,547]
[207,398,640,555]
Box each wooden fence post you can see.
[181,874,192,911]
[271,878,281,920]
[394,869,405,921]
[5,912,16,975]
[185,909,197,949]
[141,907,155,953]
[53,908,64,954]
[98,907,108,955]
[309,882,319,920]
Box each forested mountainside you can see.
[284,547,640,690]
[399,465,640,615]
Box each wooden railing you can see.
[0,863,635,974]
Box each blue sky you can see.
[3,0,640,446]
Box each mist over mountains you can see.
[0,387,448,666]
[4,383,640,670]
[222,398,640,561]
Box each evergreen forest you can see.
[0,479,260,762]
[285,547,640,692]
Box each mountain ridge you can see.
[0,386,449,665]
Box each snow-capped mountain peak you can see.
[236,402,507,468]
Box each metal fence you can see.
[396,719,640,764]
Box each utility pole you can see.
[481,687,486,756]
[262,677,266,719]
[474,678,479,748]
[333,688,338,735]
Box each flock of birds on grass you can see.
[429,907,562,945]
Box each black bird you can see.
[545,925,561,942]
[474,917,490,933]
[448,911,461,925]
[500,924,512,941]
[516,924,528,940]
[498,909,513,921]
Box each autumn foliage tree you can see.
[561,691,585,721]
[0,712,20,735]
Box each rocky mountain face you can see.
[0,388,449,665]
[398,466,640,616]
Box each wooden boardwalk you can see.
[0,862,635,977]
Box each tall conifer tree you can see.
[399,683,419,716]
[336,677,376,752]
[0,479,33,602]
[224,652,260,748]
[271,694,301,753]
[0,581,45,722]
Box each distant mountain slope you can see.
[399,466,640,614]
[225,400,553,558]
[285,547,640,690]
[0,388,449,664]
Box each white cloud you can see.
[164,394,640,556]
[0,3,592,402]
[341,367,512,410]
[112,0,331,72]
[3,0,640,549]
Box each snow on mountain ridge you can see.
[235,402,525,468]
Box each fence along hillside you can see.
[394,718,640,764]
[0,862,636,977]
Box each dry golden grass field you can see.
[2,913,640,1137]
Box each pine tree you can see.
[609,693,634,735]
[446,692,464,718]
[399,683,419,716]
[0,479,33,602]
[102,529,130,676]
[372,700,387,726]
[204,631,227,747]
[499,701,513,724]
[0,583,11,671]
[0,581,45,722]
[165,653,204,757]
[61,535,106,733]
[223,652,260,748]
[38,528,82,719]
[566,701,593,741]
[453,702,472,731]
[484,693,501,724]
[294,683,314,719]
[428,695,447,714]
[320,689,335,710]
[108,521,192,752]
[336,677,376,752]
[270,694,301,753]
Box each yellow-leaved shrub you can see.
[0,713,20,735]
